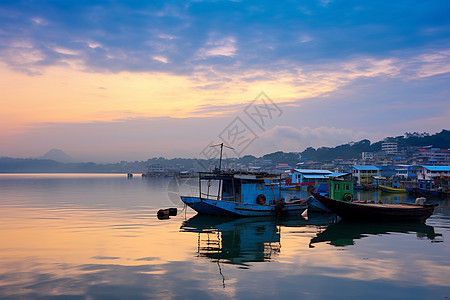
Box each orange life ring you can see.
[256,194,266,205]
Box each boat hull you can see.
[181,196,307,217]
[417,188,441,197]
[311,192,436,222]
[379,185,407,193]
[307,196,331,213]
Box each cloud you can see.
[196,36,237,58]
[0,1,449,162]
[0,1,448,77]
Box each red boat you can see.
[311,192,437,223]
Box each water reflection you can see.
[181,215,281,266]
[180,214,333,266]
[0,174,448,299]
[310,221,443,247]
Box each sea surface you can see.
[0,173,449,299]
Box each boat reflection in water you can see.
[180,214,332,266]
[309,221,443,247]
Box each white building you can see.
[417,165,450,180]
[382,142,398,154]
[362,152,374,160]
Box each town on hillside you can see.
[135,141,450,197]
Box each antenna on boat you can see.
[210,143,234,172]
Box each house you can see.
[417,165,450,180]
[352,165,380,185]
[284,169,333,191]
[377,164,398,178]
[414,148,450,165]
[395,165,421,180]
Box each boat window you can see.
[334,184,340,191]
[258,182,264,190]
[344,184,349,190]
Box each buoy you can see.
[157,208,178,219]
[157,209,170,219]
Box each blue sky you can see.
[0,0,449,161]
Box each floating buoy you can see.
[157,208,178,219]
[157,209,170,219]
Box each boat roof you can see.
[198,171,280,180]
[294,169,333,174]
[326,173,350,178]
[353,165,380,171]
[302,174,329,179]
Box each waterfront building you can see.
[284,169,333,190]
[395,165,421,180]
[352,165,381,185]
[377,164,398,178]
[417,165,450,180]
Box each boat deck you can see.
[357,203,425,209]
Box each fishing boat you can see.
[378,185,408,193]
[181,171,308,217]
[181,143,307,217]
[311,191,437,222]
[308,176,353,213]
[417,179,448,197]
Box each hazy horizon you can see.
[1,1,449,162]
[2,128,447,164]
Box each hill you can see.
[38,149,77,163]
[300,129,450,162]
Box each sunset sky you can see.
[1,1,449,162]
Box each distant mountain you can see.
[37,149,77,163]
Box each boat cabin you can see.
[198,171,283,205]
[329,178,354,202]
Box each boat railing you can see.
[201,192,219,200]
[200,193,237,201]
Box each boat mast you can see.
[210,143,234,172]
[210,143,234,201]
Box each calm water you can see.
[0,174,449,299]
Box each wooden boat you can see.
[181,171,308,217]
[379,185,408,193]
[417,187,446,197]
[310,192,437,222]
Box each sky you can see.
[0,0,449,162]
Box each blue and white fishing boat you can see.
[181,171,308,217]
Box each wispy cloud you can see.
[0,1,448,77]
[0,1,448,160]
